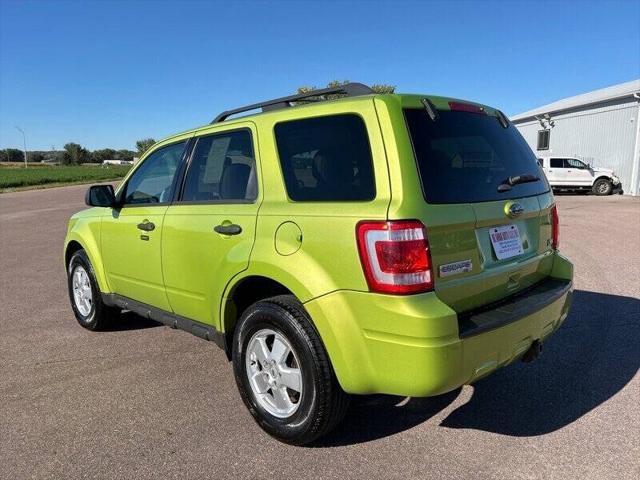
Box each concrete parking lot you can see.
[1,185,638,480]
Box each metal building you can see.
[511,79,640,195]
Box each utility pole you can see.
[14,126,27,168]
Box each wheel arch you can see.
[593,175,613,184]
[65,240,84,267]
[220,274,296,358]
[219,272,354,396]
[64,232,110,293]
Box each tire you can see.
[232,295,349,445]
[67,249,117,330]
[592,178,613,196]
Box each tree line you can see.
[0,138,157,165]
[2,81,395,166]
[296,80,395,100]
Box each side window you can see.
[566,158,586,169]
[123,141,186,205]
[274,114,375,202]
[538,158,544,167]
[181,130,256,202]
[550,158,564,168]
[537,129,550,150]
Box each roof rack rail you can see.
[211,82,374,124]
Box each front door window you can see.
[123,141,186,205]
[565,158,587,169]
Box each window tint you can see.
[550,158,564,168]
[274,114,375,202]
[404,109,549,204]
[537,129,550,150]
[124,141,186,204]
[181,130,256,202]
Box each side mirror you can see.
[85,184,116,207]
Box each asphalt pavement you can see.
[1,184,638,479]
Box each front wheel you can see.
[232,295,349,445]
[67,249,118,330]
[592,178,613,195]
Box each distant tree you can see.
[296,80,396,102]
[136,138,156,156]
[116,149,136,161]
[369,83,396,94]
[45,150,63,164]
[30,152,45,163]
[91,148,117,163]
[62,143,90,165]
[0,148,24,162]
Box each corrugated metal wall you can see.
[514,100,639,195]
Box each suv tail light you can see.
[551,205,559,249]
[356,220,433,294]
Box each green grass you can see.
[0,165,131,191]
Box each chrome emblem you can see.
[505,202,524,218]
[439,259,473,278]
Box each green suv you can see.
[65,83,573,445]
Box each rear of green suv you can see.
[65,84,573,445]
[305,94,572,399]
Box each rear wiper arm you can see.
[497,174,540,192]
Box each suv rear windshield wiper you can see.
[497,174,540,192]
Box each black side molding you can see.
[458,278,572,338]
[102,293,226,350]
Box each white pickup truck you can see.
[538,157,622,195]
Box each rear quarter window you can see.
[274,114,375,202]
[404,109,549,204]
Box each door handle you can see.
[214,224,242,235]
[137,221,155,232]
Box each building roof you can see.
[511,79,640,122]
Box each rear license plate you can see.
[489,224,524,260]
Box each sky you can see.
[1,0,639,151]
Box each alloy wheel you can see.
[245,328,303,418]
[72,266,93,317]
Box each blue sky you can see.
[1,0,638,151]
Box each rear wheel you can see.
[232,295,349,445]
[67,249,117,330]
[592,178,612,195]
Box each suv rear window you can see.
[404,109,549,204]
[274,114,375,201]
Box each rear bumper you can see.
[458,278,571,338]
[304,253,573,397]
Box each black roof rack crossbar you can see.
[211,82,374,124]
